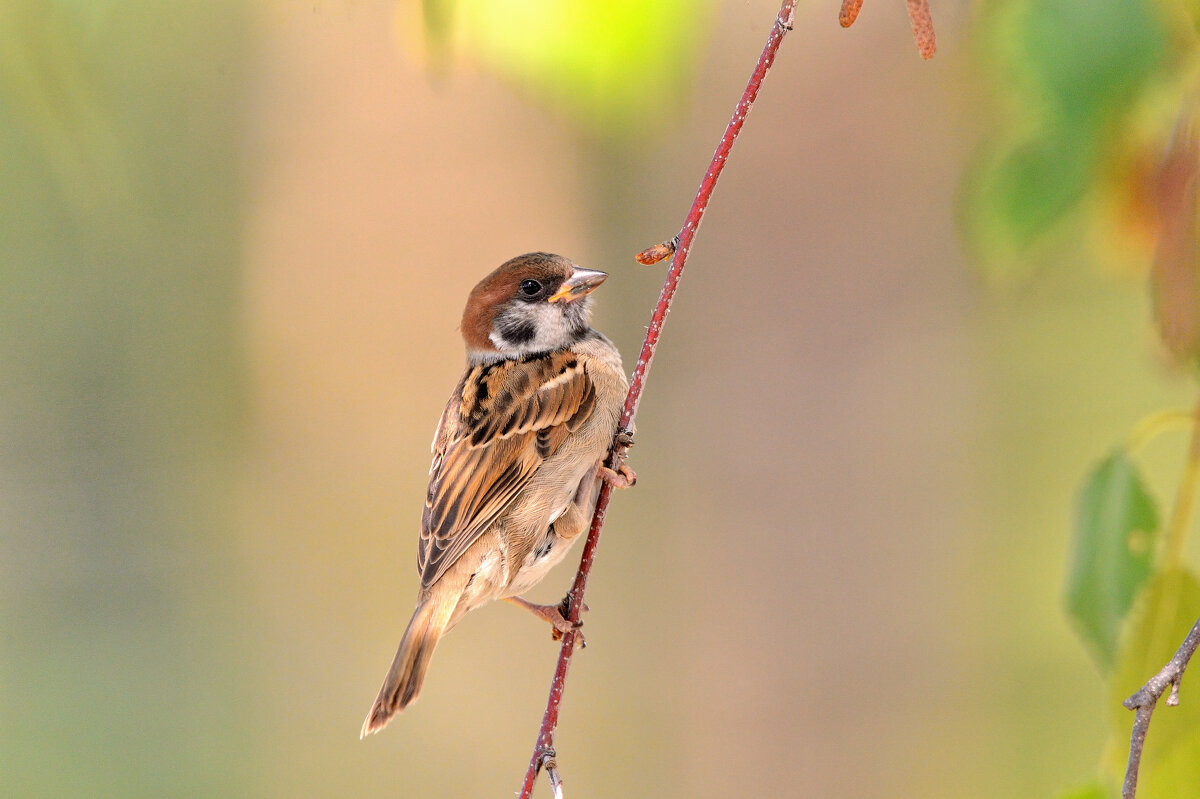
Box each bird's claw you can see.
[550,595,589,648]
[599,462,637,489]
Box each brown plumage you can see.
[362,253,629,737]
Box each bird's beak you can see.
[547,267,608,303]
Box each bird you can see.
[361,252,635,737]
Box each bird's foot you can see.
[599,462,637,489]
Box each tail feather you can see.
[361,598,454,737]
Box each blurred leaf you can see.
[1103,569,1200,792]
[1066,450,1160,671]
[963,126,1096,275]
[419,0,455,67]
[422,0,453,41]
[1053,779,1114,799]
[1018,0,1167,123]
[1148,119,1200,363]
[962,0,1173,275]
[398,0,716,138]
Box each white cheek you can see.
[491,302,586,354]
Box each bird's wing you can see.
[417,352,596,589]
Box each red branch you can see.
[517,2,799,796]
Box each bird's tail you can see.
[360,597,455,737]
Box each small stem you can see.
[1124,705,1155,799]
[1120,394,1200,799]
[516,2,799,796]
[1162,395,1200,572]
[1122,617,1200,799]
[1125,408,1196,454]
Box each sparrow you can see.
[361,252,635,737]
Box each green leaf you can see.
[1103,569,1200,793]
[1065,450,1159,671]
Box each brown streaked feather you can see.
[418,351,596,589]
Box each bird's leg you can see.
[552,459,618,542]
[554,488,593,542]
[504,595,588,645]
[504,596,577,634]
[506,452,632,647]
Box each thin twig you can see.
[1122,617,1200,799]
[1121,395,1200,797]
[516,2,799,796]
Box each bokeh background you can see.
[3,0,1198,797]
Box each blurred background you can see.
[2,0,1199,797]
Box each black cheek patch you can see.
[497,316,537,347]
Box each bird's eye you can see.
[519,279,542,297]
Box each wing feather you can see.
[417,352,596,589]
